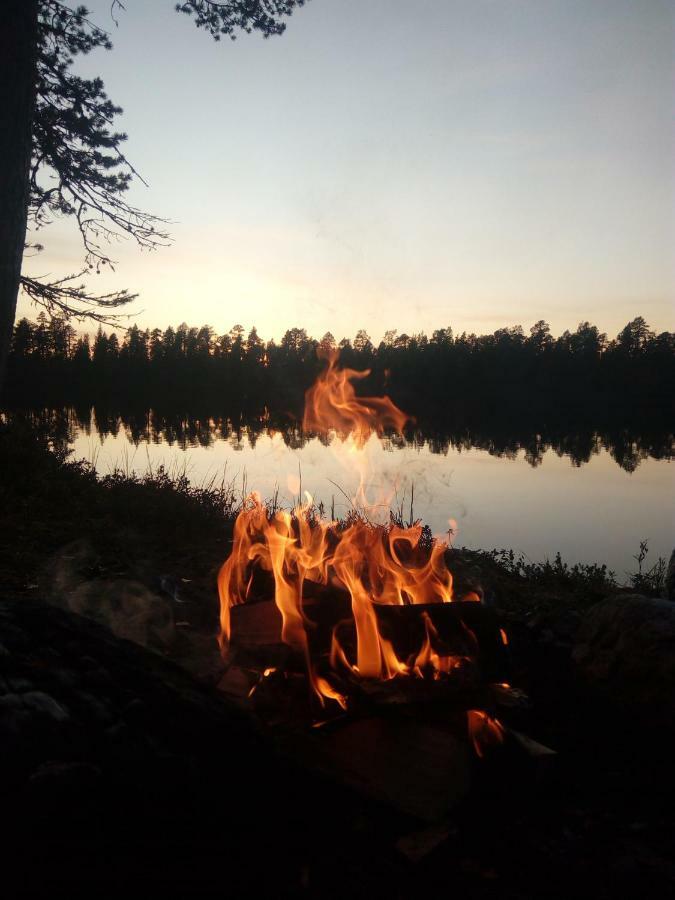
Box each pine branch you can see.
[20,271,137,324]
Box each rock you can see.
[573,594,675,728]
[551,610,582,641]
[122,697,147,726]
[21,691,70,722]
[0,690,69,729]
[0,692,30,735]
[29,760,101,791]
[7,675,33,692]
[70,688,116,726]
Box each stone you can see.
[21,691,70,722]
[28,760,101,790]
[7,675,33,692]
[70,689,116,726]
[0,693,33,741]
[573,593,675,728]
[551,609,582,641]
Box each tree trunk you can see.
[0,0,39,388]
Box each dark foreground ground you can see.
[1,426,674,899]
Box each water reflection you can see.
[5,402,672,574]
[5,404,672,474]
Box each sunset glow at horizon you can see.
[19,0,674,340]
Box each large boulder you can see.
[0,597,362,898]
[573,593,675,728]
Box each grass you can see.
[0,423,240,604]
[0,423,664,621]
[627,539,668,596]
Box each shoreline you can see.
[1,423,664,621]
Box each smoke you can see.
[45,539,175,652]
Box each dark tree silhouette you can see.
[6,315,673,426]
[0,0,307,383]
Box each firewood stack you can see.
[212,353,557,836]
[217,587,555,832]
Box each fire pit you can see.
[215,351,553,824]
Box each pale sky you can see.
[20,0,674,341]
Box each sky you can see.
[20,0,674,342]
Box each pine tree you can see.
[0,1,308,383]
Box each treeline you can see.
[7,404,671,473]
[4,314,674,413]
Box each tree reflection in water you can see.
[4,403,672,474]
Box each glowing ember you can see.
[467,709,506,757]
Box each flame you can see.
[303,350,413,515]
[217,492,269,647]
[412,612,465,679]
[217,351,476,710]
[218,495,461,703]
[303,349,411,448]
[467,709,506,758]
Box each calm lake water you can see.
[11,406,674,576]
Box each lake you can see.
[10,404,672,578]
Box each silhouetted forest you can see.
[2,392,672,474]
[3,316,673,421]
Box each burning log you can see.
[216,664,260,706]
[507,728,557,762]
[490,682,530,710]
[227,595,510,688]
[210,350,552,822]
[373,601,510,683]
[228,599,284,653]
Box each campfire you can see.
[216,352,549,820]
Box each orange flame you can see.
[217,352,475,709]
[218,496,461,703]
[412,612,465,679]
[467,709,506,758]
[303,349,411,448]
[217,492,269,647]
